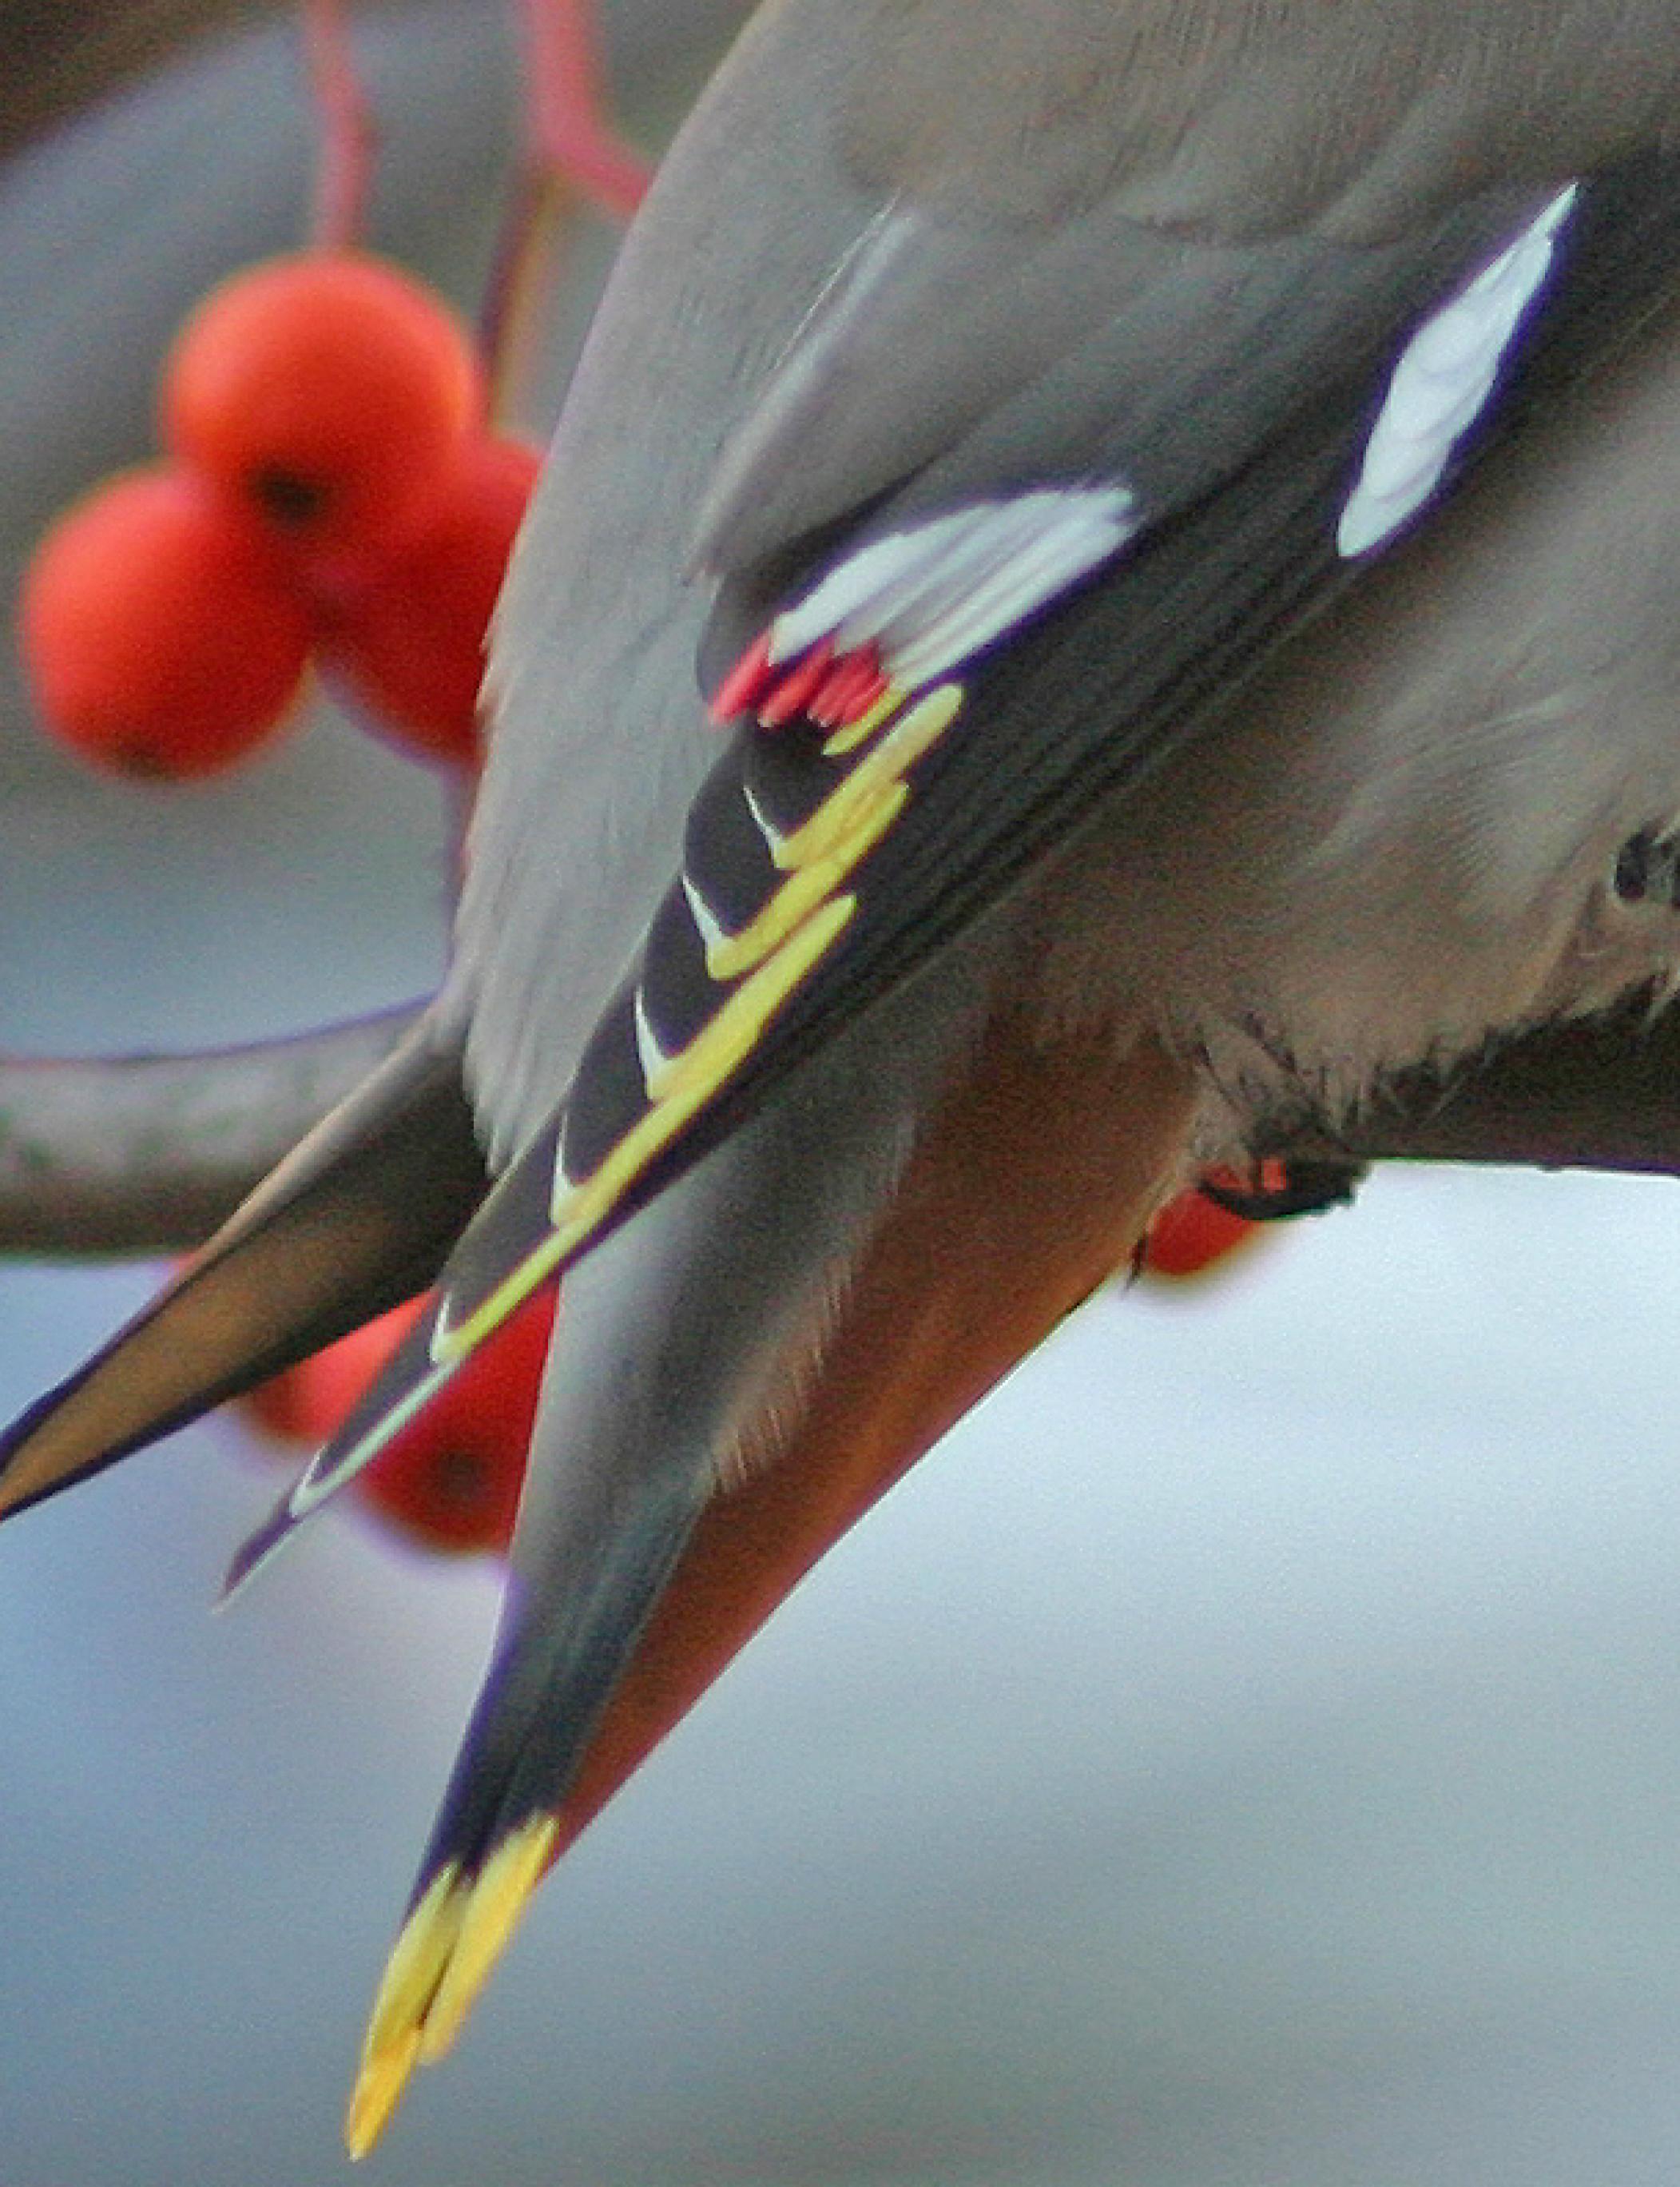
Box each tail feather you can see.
[344,1011,1201,2157]
[0,1018,487,1523]
[346,1448,708,2154]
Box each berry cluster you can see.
[19,250,538,777]
[9,1,650,1568]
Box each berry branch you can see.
[0,1007,420,1257]
[14,0,656,785]
[519,0,651,220]
[8,996,1680,1270]
[479,0,653,409]
[303,0,376,252]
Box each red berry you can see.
[162,251,483,562]
[241,1297,423,1445]
[18,464,312,778]
[316,435,541,765]
[358,1287,554,1556]
[241,1286,556,1558]
[1142,1185,1265,1282]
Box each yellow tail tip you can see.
[344,2029,421,2161]
[341,1864,466,2158]
[340,1817,560,2154]
[418,1815,558,2064]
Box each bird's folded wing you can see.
[234,153,1680,1589]
[471,159,1680,1313]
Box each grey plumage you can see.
[11,0,1680,2152]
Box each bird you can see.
[10,0,1680,2157]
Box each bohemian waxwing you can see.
[12,0,1680,2154]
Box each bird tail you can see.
[344,1007,1199,2157]
[343,1057,879,2153]
[0,1016,487,1521]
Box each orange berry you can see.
[162,251,483,562]
[317,435,541,765]
[1142,1186,1265,1282]
[18,464,312,778]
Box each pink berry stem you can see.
[302,0,378,250]
[477,165,565,417]
[479,1,654,414]
[518,0,653,220]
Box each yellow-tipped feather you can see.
[344,2028,422,2162]
[774,682,960,873]
[418,1816,559,2064]
[820,680,908,757]
[342,1819,559,2157]
[344,1864,467,2157]
[704,781,907,983]
[431,888,860,1370]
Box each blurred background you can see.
[6,7,1680,2184]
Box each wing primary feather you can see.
[220,1110,582,1597]
[0,1020,485,1523]
[220,1302,463,1600]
